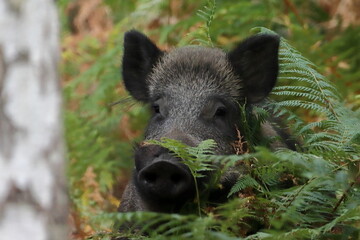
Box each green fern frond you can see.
[277,40,342,122]
[148,138,216,178]
[276,100,331,114]
[297,120,338,134]
[273,85,325,97]
[320,206,360,233]
[179,0,216,47]
[194,0,216,47]
[147,138,217,216]
[305,132,342,144]
[103,211,216,239]
[253,28,360,160]
[271,90,328,104]
[209,153,255,169]
[227,175,260,197]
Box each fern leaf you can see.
[227,175,260,198]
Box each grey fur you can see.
[148,46,243,99]
[144,47,244,155]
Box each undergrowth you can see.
[61,0,360,239]
[90,6,360,240]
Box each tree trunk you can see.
[0,0,68,239]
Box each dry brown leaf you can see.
[318,0,360,29]
[81,166,105,205]
[118,114,142,141]
[67,0,113,39]
[232,126,249,155]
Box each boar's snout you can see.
[134,144,196,207]
[138,160,193,200]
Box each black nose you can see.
[138,160,193,201]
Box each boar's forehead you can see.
[148,46,243,100]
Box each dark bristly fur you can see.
[122,30,163,102]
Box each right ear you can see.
[122,30,163,102]
[228,34,280,103]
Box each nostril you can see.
[144,172,157,183]
[171,173,183,184]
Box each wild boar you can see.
[118,30,293,213]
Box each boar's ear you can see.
[122,30,163,102]
[228,34,280,103]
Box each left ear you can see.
[228,34,280,103]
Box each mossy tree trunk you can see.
[0,0,68,239]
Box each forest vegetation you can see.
[58,0,360,239]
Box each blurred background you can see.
[57,0,360,238]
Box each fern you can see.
[95,211,218,240]
[61,0,360,238]
[255,27,360,160]
[227,175,260,198]
[69,4,360,239]
[147,138,217,216]
[195,0,216,47]
[106,28,360,239]
[147,138,216,178]
[180,0,216,47]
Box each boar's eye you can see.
[151,98,167,118]
[214,106,227,118]
[152,104,160,114]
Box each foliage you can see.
[59,0,360,239]
[148,138,216,179]
[89,31,360,239]
[187,0,216,47]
